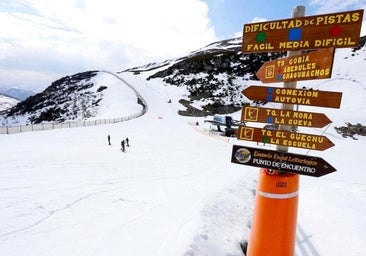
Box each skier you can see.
[126,137,129,147]
[121,140,126,152]
[108,135,111,145]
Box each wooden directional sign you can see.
[237,126,334,151]
[256,48,335,83]
[242,9,364,53]
[231,145,337,177]
[241,106,332,128]
[242,85,342,108]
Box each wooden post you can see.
[278,5,305,152]
[246,6,305,256]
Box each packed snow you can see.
[1,47,366,256]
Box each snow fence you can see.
[0,111,146,135]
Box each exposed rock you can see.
[334,123,366,140]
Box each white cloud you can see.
[308,1,366,36]
[250,17,267,23]
[0,0,217,91]
[0,68,58,92]
[309,0,366,14]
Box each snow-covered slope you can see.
[0,94,18,112]
[1,71,144,125]
[0,39,365,256]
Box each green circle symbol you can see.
[256,31,267,43]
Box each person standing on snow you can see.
[126,137,129,147]
[108,135,111,145]
[121,140,126,152]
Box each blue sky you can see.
[205,0,315,38]
[0,0,365,92]
[205,0,365,38]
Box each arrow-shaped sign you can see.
[256,48,335,83]
[231,145,337,177]
[241,106,332,128]
[242,86,342,108]
[237,126,334,151]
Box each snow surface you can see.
[1,47,366,256]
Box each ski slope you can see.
[1,46,366,255]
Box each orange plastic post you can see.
[246,169,299,256]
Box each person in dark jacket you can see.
[126,137,129,147]
[121,140,125,152]
[108,135,111,145]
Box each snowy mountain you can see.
[1,71,145,125]
[0,87,35,101]
[2,36,365,126]
[125,37,286,116]
[2,37,285,124]
[126,36,366,118]
[0,94,19,112]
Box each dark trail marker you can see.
[231,145,337,177]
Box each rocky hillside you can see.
[1,71,107,124]
[125,37,286,116]
[125,36,366,117]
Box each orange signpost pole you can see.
[247,169,299,256]
[245,6,305,256]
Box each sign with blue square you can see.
[288,28,302,41]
